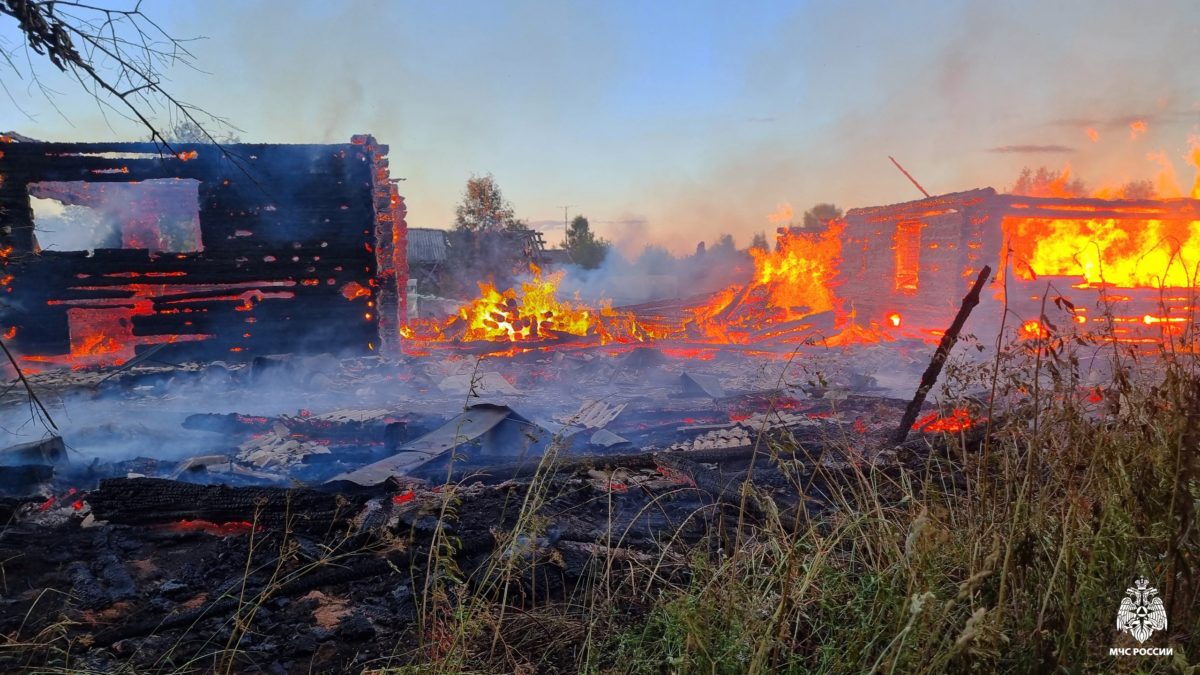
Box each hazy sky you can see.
[2,1,1198,252]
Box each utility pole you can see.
[557,205,577,229]
[556,205,577,244]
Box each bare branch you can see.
[0,0,233,147]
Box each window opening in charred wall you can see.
[28,179,202,253]
[893,219,923,292]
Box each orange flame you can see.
[913,408,976,433]
[405,265,655,345]
[753,222,843,313]
[1020,320,1048,339]
[690,222,845,342]
[1005,162,1200,287]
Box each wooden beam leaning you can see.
[892,265,992,444]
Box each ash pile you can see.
[0,340,979,671]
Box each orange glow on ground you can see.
[913,408,977,433]
[1020,320,1048,339]
[160,519,258,536]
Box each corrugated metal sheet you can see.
[407,227,449,263]
[325,404,547,486]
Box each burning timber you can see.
[4,136,1199,362]
[836,188,1200,344]
[0,135,407,369]
[400,188,1200,355]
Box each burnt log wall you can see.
[994,194,1200,341]
[838,188,1001,338]
[0,137,405,365]
[838,189,1200,342]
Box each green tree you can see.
[802,203,843,229]
[712,233,736,253]
[749,231,770,251]
[454,174,518,233]
[565,214,610,269]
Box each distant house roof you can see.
[407,228,449,264]
[541,248,575,266]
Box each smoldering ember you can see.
[1,3,1199,674]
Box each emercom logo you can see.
[1109,647,1174,656]
[1109,577,1173,658]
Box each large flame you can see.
[750,221,843,317]
[688,222,846,343]
[404,265,656,345]
[459,266,593,342]
[1005,150,1200,288]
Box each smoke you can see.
[28,180,202,253]
[615,1,1200,251]
[988,145,1075,154]
[0,353,446,466]
[0,367,315,464]
[557,239,754,307]
[5,1,1198,255]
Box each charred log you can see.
[86,478,371,532]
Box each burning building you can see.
[0,134,407,369]
[838,186,1200,344]
[391,178,1200,357]
[4,128,1196,368]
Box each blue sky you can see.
[2,1,1198,252]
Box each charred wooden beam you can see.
[87,478,371,532]
[892,265,992,444]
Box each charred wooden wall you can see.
[839,188,1001,338]
[838,188,1200,340]
[993,194,1200,341]
[0,136,405,367]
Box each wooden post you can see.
[892,265,991,444]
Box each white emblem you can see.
[1116,578,1167,644]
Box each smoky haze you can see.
[1,1,1198,253]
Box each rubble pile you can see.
[0,341,971,671]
